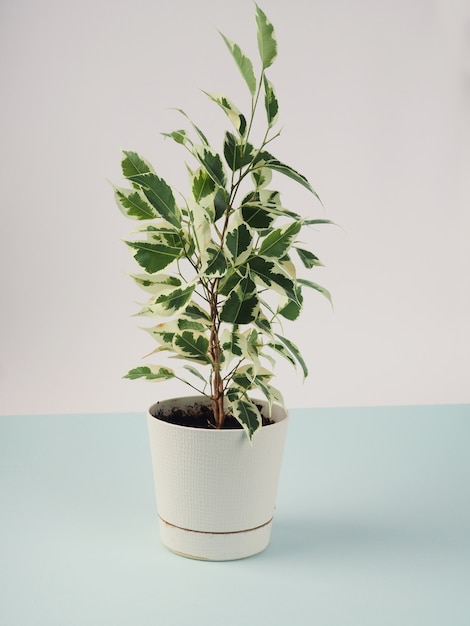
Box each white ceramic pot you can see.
[147,396,288,561]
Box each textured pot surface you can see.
[147,396,288,560]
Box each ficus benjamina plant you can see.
[113,4,333,439]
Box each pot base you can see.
[158,516,273,561]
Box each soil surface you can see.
[151,402,274,429]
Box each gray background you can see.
[1,0,469,414]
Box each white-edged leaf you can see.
[258,221,301,258]
[275,334,308,378]
[226,390,261,440]
[114,185,158,220]
[172,331,210,364]
[219,32,257,96]
[298,279,333,308]
[126,172,182,228]
[121,151,154,178]
[129,273,181,294]
[255,4,277,69]
[125,241,181,273]
[263,76,279,127]
[225,219,253,266]
[203,92,247,135]
[200,245,228,278]
[124,365,175,381]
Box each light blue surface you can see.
[1,405,469,625]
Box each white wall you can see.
[1,0,469,415]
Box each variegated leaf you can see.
[275,334,308,378]
[298,279,333,307]
[126,241,181,273]
[172,330,210,364]
[223,132,255,171]
[192,167,216,204]
[121,150,154,178]
[248,256,298,302]
[124,365,175,381]
[147,284,196,317]
[181,302,212,325]
[187,199,212,252]
[200,245,228,278]
[258,221,301,258]
[226,389,261,440]
[194,145,227,188]
[221,328,246,363]
[263,75,279,127]
[172,108,209,145]
[295,248,323,268]
[220,275,259,324]
[203,92,247,135]
[255,4,277,69]
[278,286,303,320]
[182,364,209,386]
[143,321,179,347]
[251,165,272,189]
[125,172,182,228]
[257,151,320,200]
[266,341,296,367]
[161,129,188,145]
[225,220,253,266]
[114,186,158,220]
[219,32,257,96]
[129,273,181,294]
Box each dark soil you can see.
[150,402,275,430]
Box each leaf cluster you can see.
[113,4,333,439]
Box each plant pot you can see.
[147,395,289,561]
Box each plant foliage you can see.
[114,4,332,439]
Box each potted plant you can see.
[113,4,332,560]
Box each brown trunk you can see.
[209,280,225,429]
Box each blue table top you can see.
[1,404,469,625]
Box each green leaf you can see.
[194,146,227,188]
[226,390,261,440]
[220,275,259,324]
[124,365,175,381]
[295,248,323,268]
[126,241,181,273]
[200,246,228,278]
[173,331,210,364]
[258,221,301,258]
[255,4,277,69]
[225,222,253,266]
[298,279,333,307]
[126,172,181,228]
[223,132,255,171]
[275,334,308,378]
[263,76,279,127]
[121,151,154,178]
[129,273,181,294]
[219,32,257,96]
[114,186,158,221]
[161,129,188,145]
